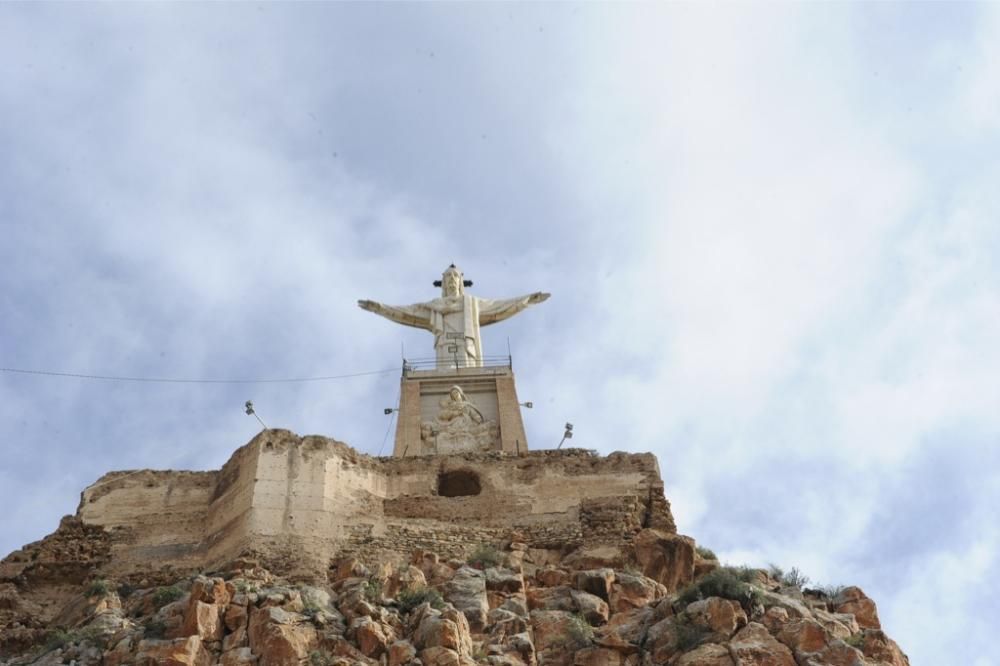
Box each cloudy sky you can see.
[2,3,998,664]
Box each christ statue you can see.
[358,264,550,368]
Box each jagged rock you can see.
[485,568,525,594]
[388,639,418,666]
[776,617,829,656]
[530,609,591,665]
[812,608,856,640]
[352,616,391,657]
[226,602,249,632]
[386,565,428,599]
[182,600,224,641]
[134,635,212,666]
[488,607,530,637]
[860,629,910,666]
[527,585,575,612]
[573,646,624,665]
[499,596,529,617]
[595,606,653,654]
[443,566,489,630]
[729,622,796,666]
[536,567,570,588]
[758,589,812,620]
[570,589,609,625]
[333,558,369,582]
[221,646,259,665]
[575,569,615,602]
[806,639,866,666]
[685,596,745,637]
[247,606,317,666]
[834,587,881,630]
[190,576,231,606]
[675,643,735,666]
[761,606,789,633]
[608,571,664,613]
[419,645,470,666]
[632,529,695,592]
[409,603,473,657]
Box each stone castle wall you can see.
[76,429,676,579]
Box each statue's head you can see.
[449,385,465,401]
[434,264,473,298]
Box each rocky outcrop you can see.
[0,538,907,666]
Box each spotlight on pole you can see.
[244,400,268,429]
[384,407,399,415]
[519,401,533,408]
[557,422,574,449]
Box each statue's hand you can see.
[357,299,379,312]
[528,292,551,304]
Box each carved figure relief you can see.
[420,385,499,453]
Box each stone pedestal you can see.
[392,365,529,457]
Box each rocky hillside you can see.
[1,531,908,666]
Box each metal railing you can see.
[402,355,512,374]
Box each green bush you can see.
[152,585,185,608]
[235,580,259,594]
[846,632,865,648]
[467,544,502,570]
[677,566,762,611]
[672,617,710,652]
[362,577,383,602]
[117,582,135,599]
[45,629,76,651]
[397,586,445,613]
[86,579,110,597]
[143,619,167,639]
[309,650,334,666]
[769,564,810,589]
[564,613,593,648]
[695,546,718,561]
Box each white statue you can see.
[421,386,499,453]
[358,264,550,368]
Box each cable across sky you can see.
[0,366,399,384]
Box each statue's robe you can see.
[371,294,538,367]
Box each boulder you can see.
[575,569,615,602]
[134,636,212,666]
[685,597,745,637]
[632,529,695,592]
[220,647,259,666]
[388,639,418,666]
[807,639,866,666]
[528,586,576,612]
[861,630,910,666]
[675,643,735,666]
[352,616,391,658]
[570,589,609,626]
[536,568,570,588]
[776,617,829,656]
[573,646,624,665]
[189,577,231,606]
[729,622,796,666]
[834,587,881,630]
[182,600,224,641]
[412,605,473,657]
[247,606,317,666]
[386,565,428,599]
[443,566,489,630]
[608,572,664,612]
[485,568,525,594]
[419,646,465,666]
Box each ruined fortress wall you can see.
[79,469,218,570]
[76,430,673,576]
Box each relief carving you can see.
[420,385,499,453]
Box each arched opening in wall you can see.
[438,470,482,497]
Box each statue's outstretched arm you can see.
[357,300,432,330]
[478,292,550,326]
